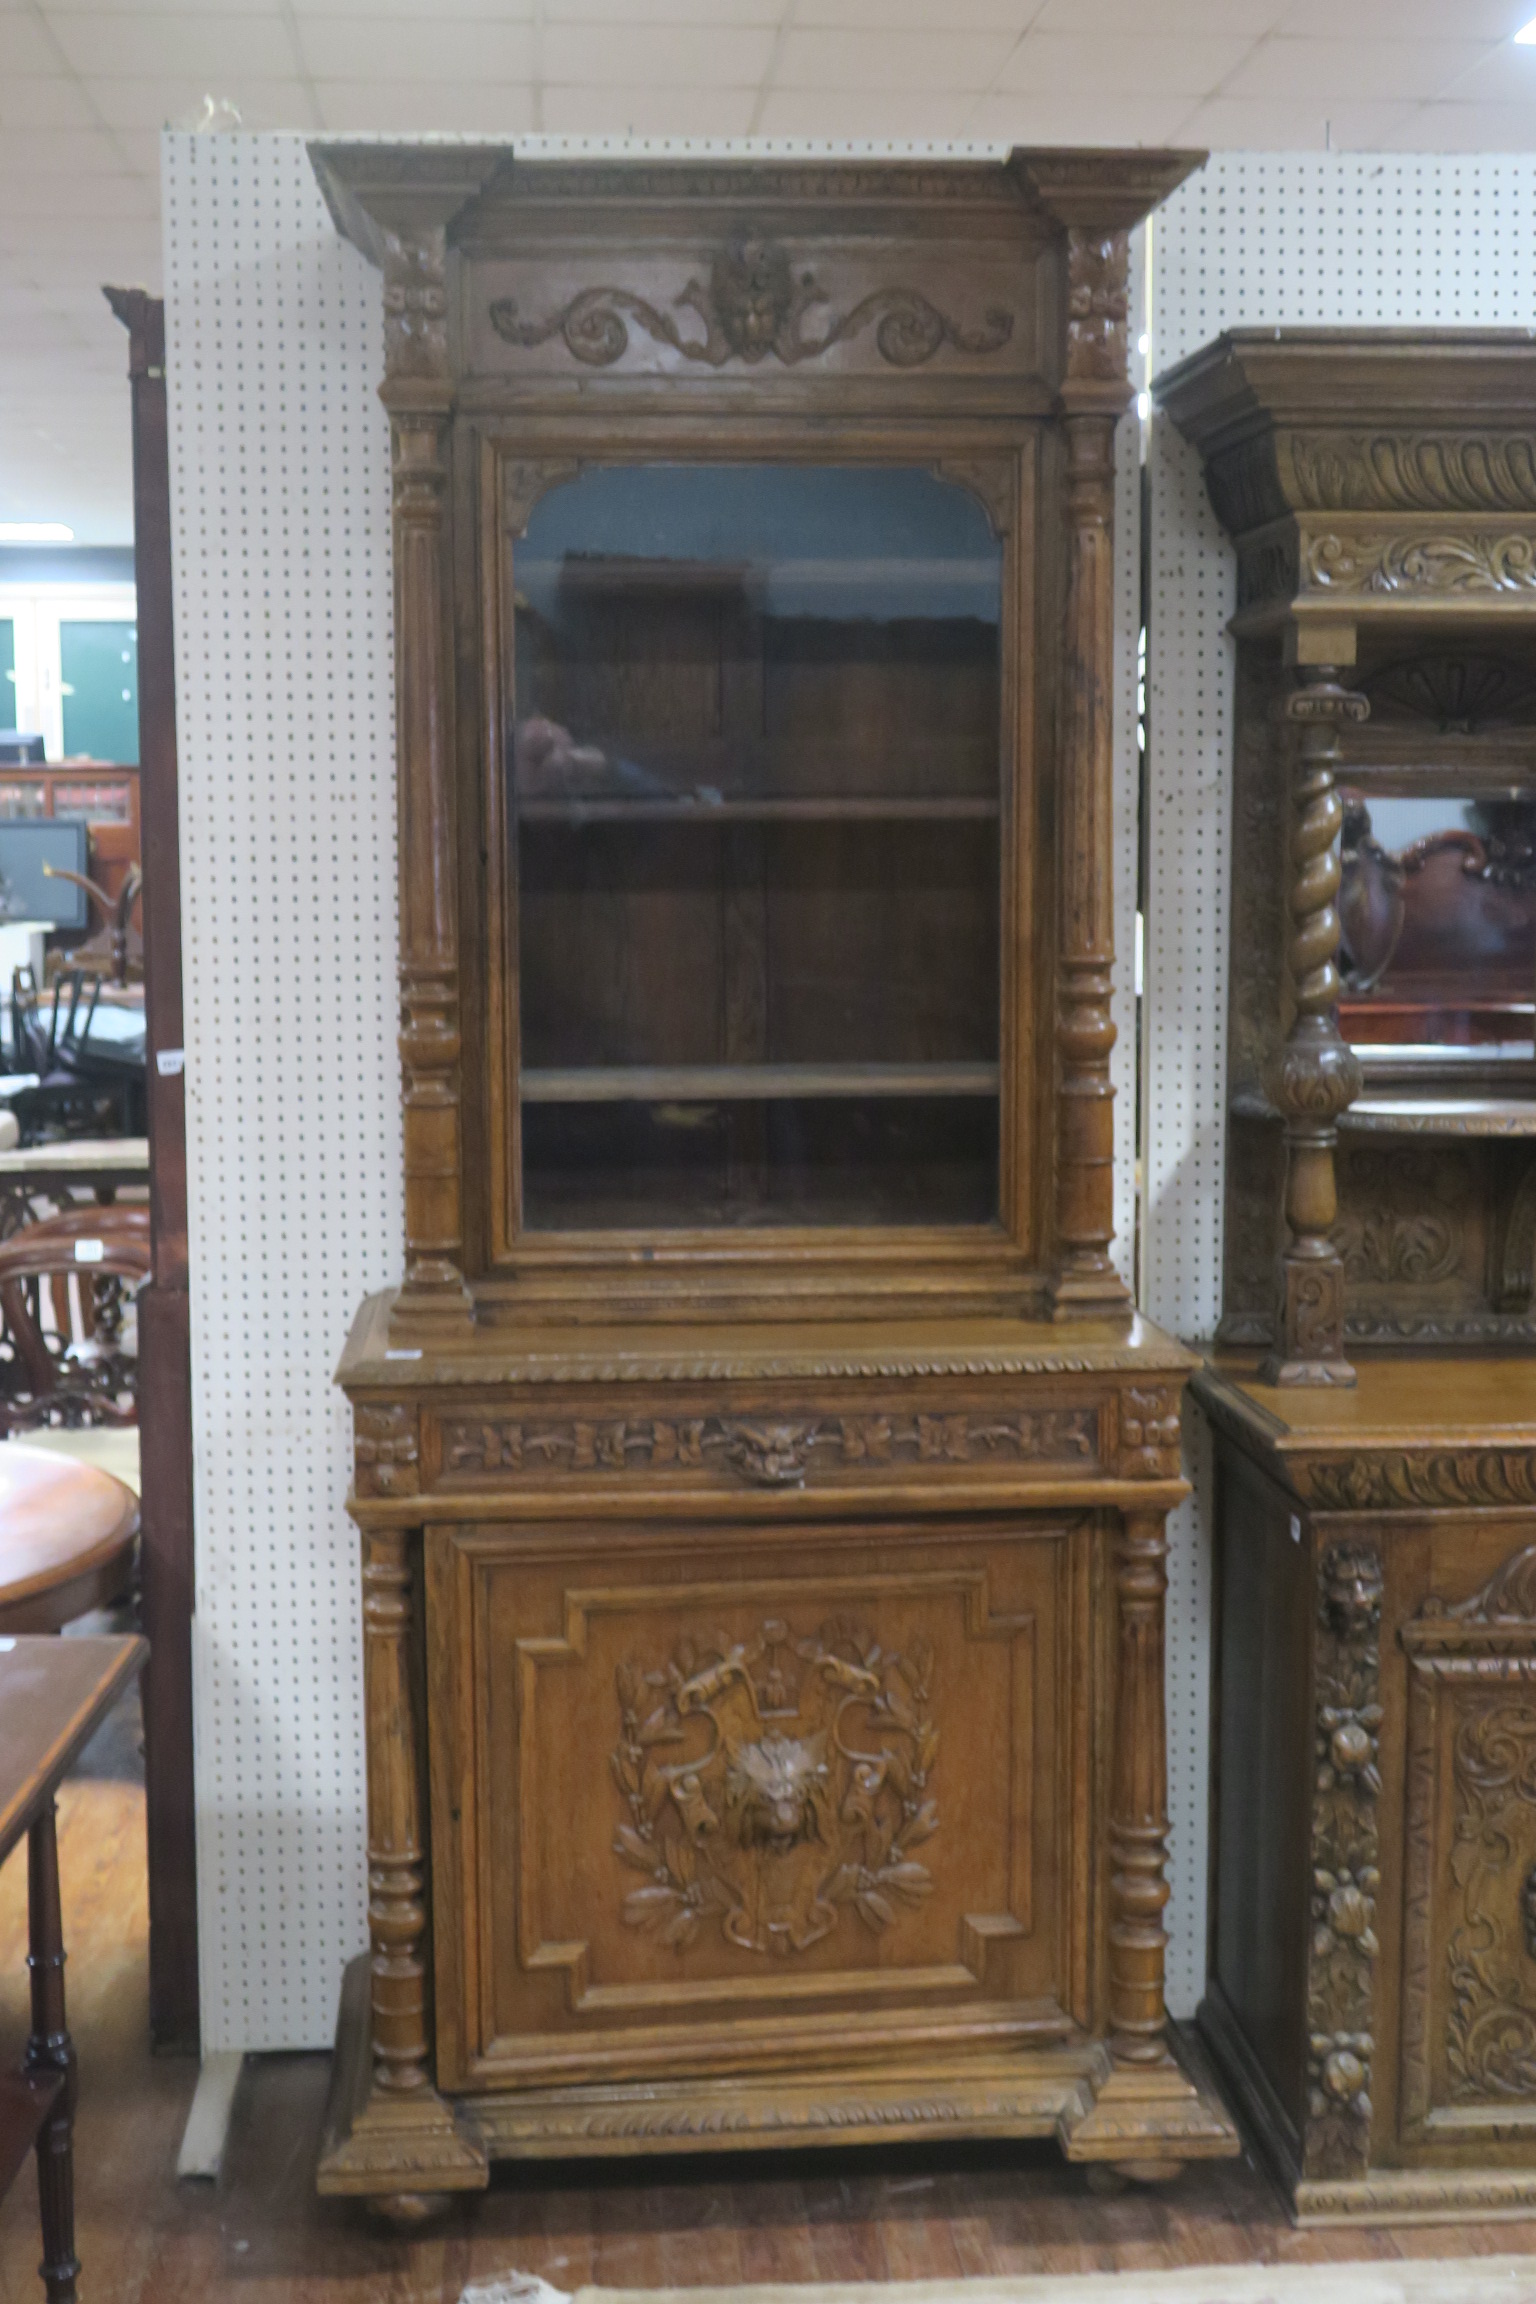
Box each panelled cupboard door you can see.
[1395,1519,1536,2155]
[425,1514,1096,2094]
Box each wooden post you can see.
[1108,1509,1171,2064]
[27,1803,78,2304]
[1258,643,1367,1387]
[362,1527,432,2096]
[103,284,200,2056]
[1048,219,1136,1317]
[382,226,472,1330]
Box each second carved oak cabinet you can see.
[308,143,1236,2216]
[1159,331,1536,2220]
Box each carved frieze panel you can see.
[1303,1539,1382,2183]
[1402,1550,1536,2139]
[1304,1453,1536,1513]
[480,235,1018,379]
[434,1406,1098,1490]
[612,1617,939,1957]
[1285,433,1536,517]
[1302,528,1536,600]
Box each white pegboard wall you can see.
[164,130,400,2052]
[1145,154,1536,2020]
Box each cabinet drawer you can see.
[425,1513,1096,2092]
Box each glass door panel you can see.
[513,463,1004,1231]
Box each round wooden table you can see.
[0,1445,138,1633]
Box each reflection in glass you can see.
[1338,790,1536,1057]
[512,464,1004,1230]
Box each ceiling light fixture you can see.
[0,523,74,543]
[1517,14,1536,39]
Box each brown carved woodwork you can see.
[489,248,1014,371]
[1260,670,1368,1384]
[1108,1510,1171,2064]
[311,145,1237,2207]
[1159,335,1536,1368]
[1197,1356,1536,2220]
[611,1617,939,1957]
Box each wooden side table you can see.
[0,1449,138,1633]
[0,1636,145,2300]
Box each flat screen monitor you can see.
[0,821,88,929]
[0,734,46,765]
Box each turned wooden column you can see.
[383,224,471,1328]
[361,1527,432,2095]
[1050,225,1134,1316]
[1258,654,1368,1387]
[27,1803,79,2303]
[1108,1508,1171,2063]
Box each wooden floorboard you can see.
[1,1762,1536,2301]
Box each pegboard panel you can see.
[164,130,400,2052]
[161,131,1144,2053]
[1145,154,1536,2019]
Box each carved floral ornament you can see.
[612,1618,939,1957]
[488,234,1014,372]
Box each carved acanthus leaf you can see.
[1304,529,1536,598]
[1287,432,1536,516]
[1307,1453,1536,1514]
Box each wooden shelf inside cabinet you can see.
[515,796,1001,825]
[520,1062,1001,1104]
[1338,1095,1536,1136]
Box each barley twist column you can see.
[1258,667,1368,1386]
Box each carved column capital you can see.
[1065,227,1131,390]
[381,225,449,397]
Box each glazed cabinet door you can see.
[425,1513,1097,2092]
[1396,1524,1536,2151]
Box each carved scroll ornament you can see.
[489,237,1013,371]
[1305,530,1536,598]
[613,1618,938,1957]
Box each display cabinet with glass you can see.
[311,146,1237,2216]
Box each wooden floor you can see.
[1,1715,1535,2302]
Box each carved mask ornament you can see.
[613,1618,939,1958]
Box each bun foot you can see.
[1114,2158,1185,2186]
[368,2191,452,2227]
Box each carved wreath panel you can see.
[611,1617,938,1958]
[1304,1538,1383,2183]
[488,237,1014,371]
[1402,1547,1536,2136]
[438,1407,1097,1489]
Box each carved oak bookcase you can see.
[1159,332,1536,2219]
[308,144,1237,2219]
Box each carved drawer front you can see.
[425,1514,1088,2094]
[1400,1533,1536,2145]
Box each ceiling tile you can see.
[774,28,1016,92]
[1173,94,1420,147]
[541,0,774,16]
[45,12,301,80]
[1278,0,1518,33]
[1383,99,1536,149]
[82,74,311,126]
[0,126,148,178]
[0,76,98,128]
[542,22,775,85]
[996,29,1253,94]
[1033,0,1284,22]
[753,85,980,136]
[314,79,535,130]
[0,16,65,73]
[795,0,1037,27]
[964,88,1195,142]
[1433,41,1536,100]
[1224,35,1483,102]
[297,16,534,79]
[538,82,759,133]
